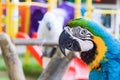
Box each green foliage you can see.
[19,54,43,78]
[0,54,43,79]
[0,56,7,71]
[23,64,42,78]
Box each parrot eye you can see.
[86,33,93,38]
[81,29,87,35]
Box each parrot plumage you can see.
[59,18,120,80]
[37,11,64,57]
[37,11,63,43]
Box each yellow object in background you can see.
[24,0,31,65]
[86,0,92,19]
[24,50,30,65]
[25,0,31,34]
[48,0,57,11]
[24,6,30,34]
[6,0,12,36]
[75,0,81,18]
[0,0,3,32]
[6,0,19,38]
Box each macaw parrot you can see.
[59,18,120,80]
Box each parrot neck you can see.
[88,36,107,71]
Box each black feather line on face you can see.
[80,40,97,64]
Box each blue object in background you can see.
[81,6,86,17]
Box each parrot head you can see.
[59,18,107,69]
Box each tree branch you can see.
[0,33,25,80]
[38,49,75,80]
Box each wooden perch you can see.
[0,33,25,80]
[38,49,76,80]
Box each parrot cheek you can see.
[79,40,94,52]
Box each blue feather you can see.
[87,19,120,80]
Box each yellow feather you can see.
[88,36,107,71]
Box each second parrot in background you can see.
[37,10,64,57]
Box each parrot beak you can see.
[47,22,52,31]
[59,29,81,56]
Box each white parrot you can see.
[37,9,65,57]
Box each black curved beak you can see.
[59,29,81,56]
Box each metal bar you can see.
[12,39,58,46]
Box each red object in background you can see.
[19,6,28,33]
[16,32,43,67]
[96,0,101,2]
[32,32,38,39]
[27,45,43,67]
[62,58,89,80]
[93,0,116,4]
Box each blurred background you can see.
[0,0,120,80]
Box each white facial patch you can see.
[78,39,94,52]
[64,26,94,52]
